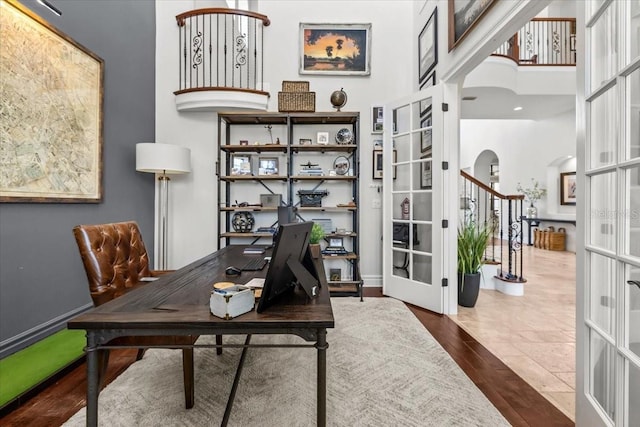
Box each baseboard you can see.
[0,355,85,417]
[0,303,93,359]
[361,275,382,288]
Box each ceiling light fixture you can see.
[37,0,62,16]
[513,106,523,111]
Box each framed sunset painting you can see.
[299,23,371,75]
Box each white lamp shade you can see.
[136,143,191,174]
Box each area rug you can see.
[64,298,509,426]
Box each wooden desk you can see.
[68,245,334,426]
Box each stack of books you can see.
[299,167,324,176]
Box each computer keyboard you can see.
[240,257,268,271]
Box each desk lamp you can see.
[136,143,191,269]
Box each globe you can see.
[330,88,347,111]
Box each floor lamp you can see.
[136,143,191,270]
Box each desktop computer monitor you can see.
[256,221,320,313]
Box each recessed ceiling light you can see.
[513,106,523,111]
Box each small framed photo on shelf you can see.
[373,149,397,180]
[328,236,344,248]
[231,154,252,175]
[258,157,279,175]
[420,155,432,189]
[372,106,384,133]
[329,268,342,282]
[299,138,312,145]
[239,140,249,146]
[317,131,329,145]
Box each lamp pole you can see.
[158,173,170,270]
[136,143,191,270]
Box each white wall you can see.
[156,0,413,284]
[460,109,577,251]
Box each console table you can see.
[520,217,576,246]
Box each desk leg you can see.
[526,222,533,246]
[222,334,251,427]
[316,329,328,427]
[86,333,99,427]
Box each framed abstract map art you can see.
[0,0,104,202]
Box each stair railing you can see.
[460,171,526,283]
[493,17,576,66]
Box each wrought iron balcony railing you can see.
[493,18,576,66]
[174,8,270,97]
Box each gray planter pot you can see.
[458,272,481,307]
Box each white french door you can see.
[381,85,448,313]
[578,1,640,425]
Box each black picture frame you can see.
[420,70,436,90]
[420,155,432,189]
[420,116,432,153]
[373,149,397,180]
[418,8,438,84]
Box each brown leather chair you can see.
[73,221,197,408]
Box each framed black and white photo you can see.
[420,155,432,189]
[298,138,312,145]
[420,116,432,153]
[373,149,397,180]
[231,154,252,176]
[317,131,329,145]
[258,157,279,176]
[418,8,438,84]
[420,70,436,89]
[372,106,384,133]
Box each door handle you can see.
[627,280,640,290]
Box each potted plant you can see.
[457,220,492,307]
[308,222,325,258]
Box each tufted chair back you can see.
[73,221,153,307]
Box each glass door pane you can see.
[590,331,616,421]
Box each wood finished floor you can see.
[1,282,573,426]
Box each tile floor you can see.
[450,245,576,421]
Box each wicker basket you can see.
[282,80,310,92]
[548,227,566,251]
[533,228,541,248]
[278,92,316,112]
[542,228,551,249]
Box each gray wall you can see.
[0,0,156,357]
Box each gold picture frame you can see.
[0,0,104,202]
